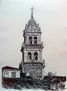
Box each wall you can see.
[23,63,43,79]
[25,33,41,44]
[24,48,43,63]
[3,69,20,78]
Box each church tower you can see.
[21,8,45,79]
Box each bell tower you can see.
[21,8,45,79]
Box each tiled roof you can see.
[2,66,19,70]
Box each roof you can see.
[23,9,41,33]
[43,76,66,82]
[2,66,20,70]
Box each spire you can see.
[31,7,34,19]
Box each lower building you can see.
[2,66,20,88]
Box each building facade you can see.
[2,66,20,88]
[21,8,45,79]
[2,66,20,78]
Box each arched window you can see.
[34,37,37,44]
[29,37,32,44]
[34,52,38,60]
[28,52,32,60]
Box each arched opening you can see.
[34,37,37,44]
[28,52,32,60]
[34,52,38,60]
[29,37,32,44]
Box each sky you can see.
[0,0,67,76]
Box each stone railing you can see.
[22,42,44,48]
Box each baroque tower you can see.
[21,8,45,79]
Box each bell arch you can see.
[28,52,32,60]
[34,37,37,44]
[29,36,32,44]
[34,52,38,60]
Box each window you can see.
[11,72,16,78]
[4,71,9,78]
[34,52,38,60]
[34,37,37,44]
[28,52,32,60]
[29,37,32,44]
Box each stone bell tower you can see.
[21,8,45,79]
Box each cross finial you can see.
[31,7,34,19]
